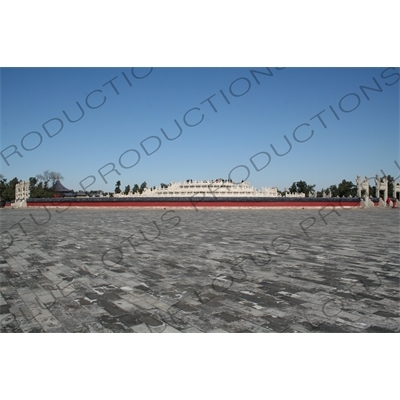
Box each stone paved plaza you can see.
[0,206,399,333]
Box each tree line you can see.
[113,180,148,196]
[0,170,63,202]
[286,176,397,197]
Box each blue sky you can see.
[1,67,399,193]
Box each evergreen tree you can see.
[387,175,395,197]
[288,181,316,196]
[139,181,147,194]
[338,179,357,197]
[132,184,139,194]
[124,185,131,195]
[0,177,19,201]
[329,184,339,197]
[29,176,54,198]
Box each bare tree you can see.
[49,171,64,186]
[36,170,64,187]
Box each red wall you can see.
[27,200,361,208]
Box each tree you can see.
[132,184,139,194]
[29,176,55,198]
[289,182,297,194]
[0,177,19,202]
[299,181,312,196]
[369,185,376,198]
[124,185,131,195]
[139,181,147,194]
[338,179,357,197]
[49,171,64,186]
[329,184,339,197]
[288,180,316,197]
[387,175,395,198]
[115,180,121,194]
[0,176,8,202]
[36,170,64,188]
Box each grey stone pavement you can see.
[0,206,399,333]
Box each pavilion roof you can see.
[52,180,70,192]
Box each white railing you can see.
[111,181,291,198]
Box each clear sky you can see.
[1,67,399,193]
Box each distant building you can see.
[52,180,73,197]
[75,191,89,198]
[88,190,104,197]
[113,180,281,197]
